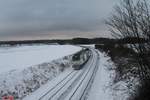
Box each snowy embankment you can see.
[0,45,82,99]
[24,48,130,100]
[87,51,115,100]
[87,51,130,100]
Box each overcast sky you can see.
[0,0,118,40]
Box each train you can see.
[72,48,91,70]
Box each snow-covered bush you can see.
[0,55,73,99]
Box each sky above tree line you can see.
[0,0,118,40]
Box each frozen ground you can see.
[24,49,128,100]
[87,51,115,100]
[0,44,131,100]
[0,45,82,99]
[26,49,131,100]
[0,45,81,73]
[87,51,131,100]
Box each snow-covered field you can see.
[0,45,81,73]
[0,45,82,99]
[0,44,130,100]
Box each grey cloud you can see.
[0,0,118,39]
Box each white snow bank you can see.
[0,53,74,99]
[88,51,129,100]
[87,51,115,100]
[0,45,81,73]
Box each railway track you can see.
[24,48,99,100]
[67,50,99,100]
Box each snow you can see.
[53,54,95,100]
[87,51,115,100]
[23,68,75,100]
[23,49,94,100]
[0,44,131,100]
[23,48,122,100]
[87,50,130,100]
[0,45,81,73]
[0,44,82,99]
[0,56,75,99]
[80,44,95,48]
[22,48,100,100]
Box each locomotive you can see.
[72,48,91,70]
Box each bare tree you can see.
[106,0,150,79]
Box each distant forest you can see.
[0,37,147,45]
